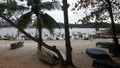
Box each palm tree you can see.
[0,0,66,67]
[17,0,61,51]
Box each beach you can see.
[0,39,120,68]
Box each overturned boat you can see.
[37,48,66,65]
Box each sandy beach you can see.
[0,39,120,68]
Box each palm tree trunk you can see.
[62,0,74,66]
[34,0,42,51]
[106,0,119,56]
[37,14,42,51]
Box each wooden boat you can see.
[10,42,24,49]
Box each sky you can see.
[6,0,120,24]
[44,0,86,24]
[16,0,88,24]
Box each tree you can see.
[17,0,60,51]
[108,24,120,34]
[73,0,120,56]
[62,0,75,67]
[0,0,66,68]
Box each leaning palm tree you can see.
[0,0,66,68]
[17,0,61,51]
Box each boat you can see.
[37,49,66,65]
[10,42,24,49]
[86,48,114,62]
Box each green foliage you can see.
[0,3,6,12]
[57,22,110,28]
[27,0,34,6]
[31,1,61,13]
[6,1,17,11]
[0,0,28,19]
[73,0,120,23]
[40,1,61,10]
[17,12,32,29]
[40,13,60,34]
[108,24,120,34]
[5,1,28,11]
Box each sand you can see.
[0,39,120,68]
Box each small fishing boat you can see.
[10,42,24,49]
[86,48,113,62]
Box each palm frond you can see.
[108,24,120,34]
[0,3,6,12]
[40,13,60,34]
[14,5,29,11]
[5,1,28,11]
[40,1,61,10]
[17,12,32,29]
[27,0,34,6]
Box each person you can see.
[89,35,93,41]
[0,35,2,40]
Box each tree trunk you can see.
[37,14,42,51]
[105,0,119,56]
[34,0,42,51]
[62,0,74,67]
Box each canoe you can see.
[96,42,115,48]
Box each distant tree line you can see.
[0,21,117,28]
[1,20,120,29]
[58,22,111,28]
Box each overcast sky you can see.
[12,0,120,24]
[16,0,88,24]
[44,0,87,24]
[45,0,120,24]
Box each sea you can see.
[0,27,102,40]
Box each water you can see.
[0,27,97,40]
